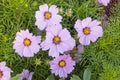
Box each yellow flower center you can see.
[23,38,31,46]
[59,60,66,67]
[0,71,3,78]
[83,27,91,35]
[44,12,51,19]
[53,36,61,44]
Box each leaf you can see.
[71,75,81,80]
[83,68,91,80]
[46,74,55,80]
[10,74,21,80]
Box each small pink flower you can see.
[13,29,41,57]
[49,54,75,78]
[74,17,103,45]
[20,69,34,80]
[98,0,110,6]
[41,24,75,58]
[0,61,12,80]
[35,4,62,30]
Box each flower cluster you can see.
[0,1,107,79]
[11,3,104,79]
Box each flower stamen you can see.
[53,36,61,44]
[83,27,91,35]
[59,60,66,67]
[0,71,3,78]
[23,38,31,46]
[44,12,51,19]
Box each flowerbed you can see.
[0,0,120,80]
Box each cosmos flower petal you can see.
[49,45,59,57]
[74,19,83,32]
[39,4,48,13]
[82,17,92,27]
[35,11,44,20]
[59,68,67,78]
[41,41,52,51]
[20,69,34,80]
[91,26,103,37]
[46,32,54,42]
[46,24,62,36]
[49,5,59,15]
[14,45,24,57]
[23,47,33,57]
[59,28,71,41]
[64,37,75,50]
[89,34,98,42]
[50,15,62,24]
[98,0,110,6]
[35,20,47,30]
[79,36,90,45]
[30,44,40,54]
[88,20,101,27]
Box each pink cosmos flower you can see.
[20,69,34,80]
[49,54,75,78]
[0,61,12,80]
[35,4,62,30]
[13,29,41,57]
[98,0,110,6]
[41,24,75,58]
[74,17,103,45]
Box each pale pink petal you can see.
[30,44,40,54]
[41,41,52,50]
[59,28,71,41]
[49,45,59,57]
[46,32,54,43]
[46,24,62,36]
[59,68,67,78]
[88,20,101,28]
[35,11,44,20]
[49,5,59,15]
[50,15,62,24]
[79,36,90,45]
[63,37,75,50]
[39,4,48,13]
[91,26,103,37]
[23,47,33,57]
[58,42,70,53]
[35,20,47,30]
[82,17,92,27]
[74,19,83,32]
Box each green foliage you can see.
[10,74,20,80]
[99,63,120,80]
[71,75,81,80]
[83,68,91,80]
[46,74,55,80]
